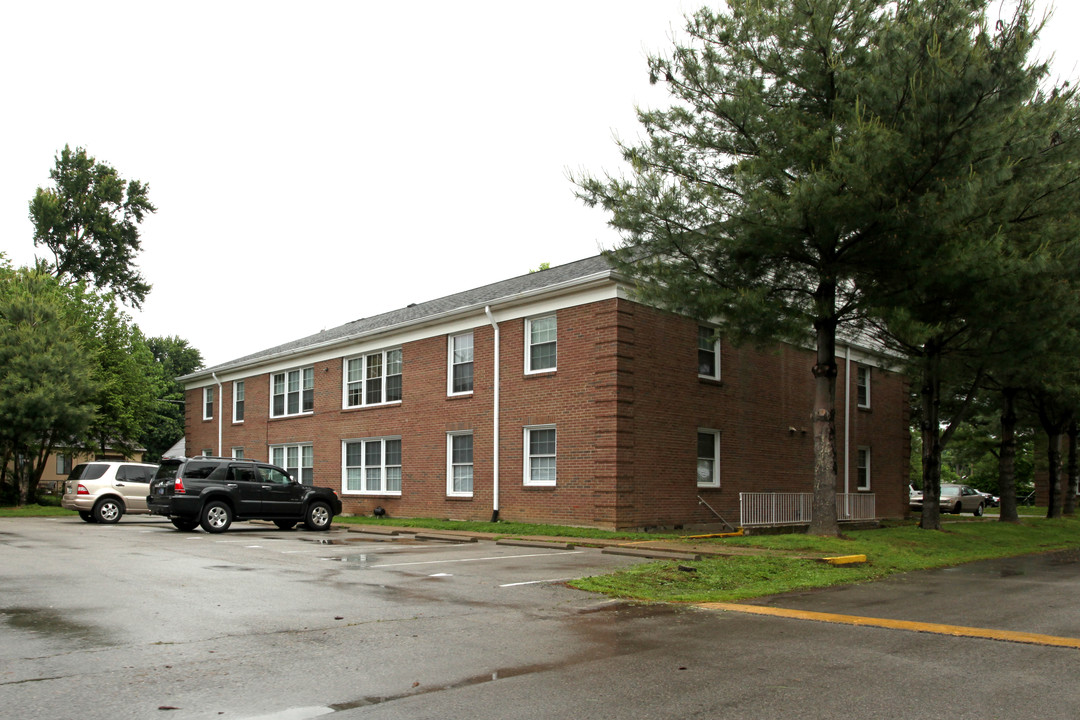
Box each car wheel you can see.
[78,511,96,523]
[953,502,962,515]
[274,520,297,530]
[93,498,123,524]
[200,501,233,533]
[974,503,984,517]
[304,501,333,531]
[171,518,200,531]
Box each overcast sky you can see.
[2,1,1077,368]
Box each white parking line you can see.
[371,550,584,569]
[499,578,577,587]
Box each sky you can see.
[2,1,1077,368]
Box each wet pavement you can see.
[3,517,1080,720]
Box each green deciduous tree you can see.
[141,336,204,462]
[29,145,155,308]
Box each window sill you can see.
[446,494,474,500]
[698,377,723,387]
[342,401,403,412]
[341,491,402,498]
[269,412,315,421]
[447,392,474,400]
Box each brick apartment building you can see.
[180,255,909,530]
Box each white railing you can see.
[739,492,876,526]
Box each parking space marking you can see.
[371,550,585,569]
[499,578,577,587]
[699,602,1080,649]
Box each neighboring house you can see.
[36,447,147,494]
[180,255,909,530]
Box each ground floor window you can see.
[343,437,402,495]
[697,429,720,488]
[271,443,313,484]
[857,447,871,491]
[524,426,556,486]
[447,432,473,496]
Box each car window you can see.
[181,461,220,479]
[227,466,261,483]
[69,463,108,481]
[154,463,180,482]
[118,465,153,483]
[257,466,292,485]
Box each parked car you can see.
[147,457,343,533]
[909,483,986,516]
[61,461,159,523]
[975,489,999,508]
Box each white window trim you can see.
[202,387,214,421]
[857,366,871,409]
[523,425,557,487]
[698,327,721,380]
[446,431,474,497]
[270,367,315,418]
[524,315,557,375]
[697,428,721,488]
[231,447,244,459]
[270,442,314,484]
[343,348,403,408]
[447,332,475,396]
[857,446,871,491]
[341,436,403,496]
[232,380,245,424]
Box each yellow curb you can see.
[697,603,1080,650]
[685,529,745,539]
[821,554,867,565]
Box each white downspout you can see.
[211,372,223,457]
[843,346,851,495]
[484,306,500,522]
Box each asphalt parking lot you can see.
[4,516,1080,720]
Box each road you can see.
[2,516,1079,719]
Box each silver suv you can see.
[61,461,159,523]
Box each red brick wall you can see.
[186,297,909,528]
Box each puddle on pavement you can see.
[0,607,109,647]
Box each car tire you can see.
[79,511,96,523]
[171,518,200,531]
[304,501,333,531]
[200,501,233,533]
[93,498,123,524]
[953,502,962,515]
[274,520,297,530]
[974,503,984,517]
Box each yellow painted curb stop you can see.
[822,554,867,565]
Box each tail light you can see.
[174,477,186,494]
[76,484,89,495]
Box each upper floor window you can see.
[447,431,474,496]
[526,316,557,373]
[271,443,313,484]
[271,368,314,417]
[448,333,474,395]
[345,349,402,407]
[856,366,871,408]
[524,425,556,486]
[203,387,214,420]
[343,437,402,494]
[698,326,720,379]
[233,380,245,423]
[697,429,720,488]
[857,447,871,490]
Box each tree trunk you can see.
[1047,431,1063,519]
[920,347,943,530]
[997,388,1020,523]
[808,309,840,537]
[1065,420,1077,516]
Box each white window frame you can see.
[525,315,557,374]
[698,326,721,380]
[448,333,474,396]
[270,443,313,484]
[697,428,721,488]
[856,366,871,409]
[270,367,314,418]
[344,348,403,408]
[201,448,213,457]
[203,386,214,421]
[523,425,557,486]
[233,380,245,423]
[857,446,871,491]
[447,431,474,497]
[231,447,244,459]
[341,437,402,496]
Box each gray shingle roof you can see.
[185,254,616,380]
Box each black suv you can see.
[147,457,343,533]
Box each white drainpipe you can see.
[211,372,223,457]
[484,306,500,522]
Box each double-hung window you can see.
[345,349,403,407]
[697,429,721,488]
[525,316,556,373]
[856,366,871,408]
[698,326,721,379]
[524,425,556,486]
[233,381,245,423]
[343,437,402,494]
[857,447,871,491]
[271,443,313,484]
[271,368,314,417]
[448,333,474,395]
[203,387,214,420]
[447,432,474,496]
